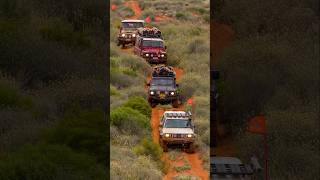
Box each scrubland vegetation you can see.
[110,0,210,177]
[0,0,107,178]
[214,0,319,179]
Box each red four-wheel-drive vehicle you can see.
[134,27,167,64]
[117,20,144,48]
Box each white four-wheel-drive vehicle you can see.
[159,111,196,153]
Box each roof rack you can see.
[152,65,175,78]
[137,27,162,38]
[166,112,190,118]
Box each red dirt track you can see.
[118,1,209,179]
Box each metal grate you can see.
[211,164,254,175]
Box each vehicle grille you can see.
[171,134,186,138]
[150,53,161,58]
[125,34,132,38]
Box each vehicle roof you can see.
[142,38,164,42]
[121,19,145,23]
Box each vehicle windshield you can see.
[122,22,143,28]
[164,119,191,128]
[143,40,164,48]
[151,78,174,87]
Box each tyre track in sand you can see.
[119,1,208,179]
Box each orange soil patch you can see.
[124,1,142,19]
[163,152,209,180]
[173,67,183,81]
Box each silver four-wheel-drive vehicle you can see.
[210,156,262,180]
[159,111,196,153]
[147,65,180,108]
[117,20,144,48]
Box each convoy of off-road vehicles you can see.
[117,19,189,153]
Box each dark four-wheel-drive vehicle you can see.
[134,27,167,64]
[117,20,144,48]
[210,156,262,180]
[147,65,180,108]
[159,111,196,153]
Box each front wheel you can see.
[172,99,179,108]
[160,140,168,152]
[186,143,195,153]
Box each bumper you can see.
[148,95,178,103]
[118,37,136,44]
[144,56,167,64]
[162,138,195,145]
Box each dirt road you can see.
[119,1,209,179]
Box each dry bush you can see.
[111,146,163,180]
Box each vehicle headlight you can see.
[165,133,170,138]
[161,54,165,57]
[170,92,175,95]
[187,134,193,138]
[121,33,125,37]
[132,34,136,37]
[145,54,149,57]
[150,91,155,95]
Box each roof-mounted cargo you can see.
[165,111,191,119]
[137,27,162,38]
[152,65,175,78]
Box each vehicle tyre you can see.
[186,143,195,153]
[161,140,168,152]
[172,99,179,108]
[122,43,125,48]
[151,102,157,108]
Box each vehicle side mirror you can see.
[147,83,150,86]
[211,70,220,80]
[159,124,163,128]
[176,84,179,87]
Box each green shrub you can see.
[174,175,200,180]
[133,138,162,161]
[43,110,108,164]
[123,96,151,118]
[110,106,150,134]
[0,144,106,180]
